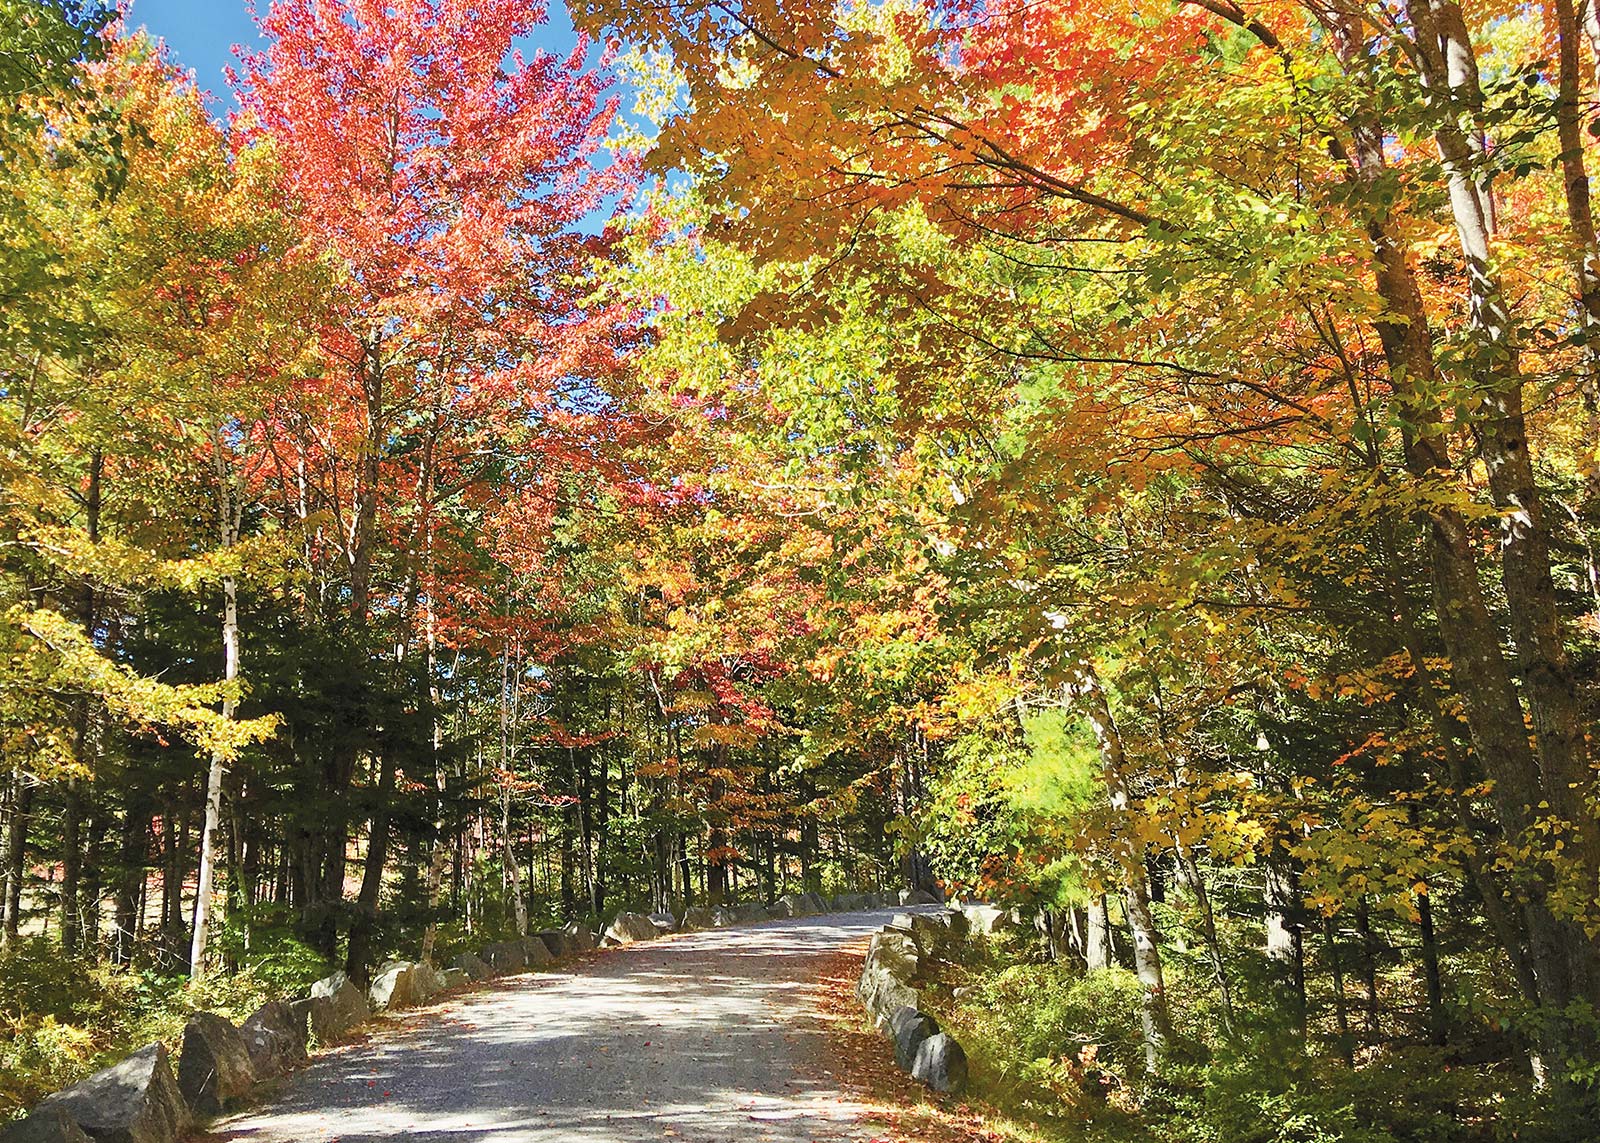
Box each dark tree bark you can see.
[111,793,149,966]
[1324,916,1353,1067]
[345,750,396,984]
[1418,889,1448,1047]
[2,769,32,947]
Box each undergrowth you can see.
[924,937,1593,1143]
[0,923,329,1122]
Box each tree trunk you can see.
[593,740,610,918]
[1085,895,1114,971]
[1356,899,1380,1041]
[162,801,189,968]
[61,449,103,959]
[61,786,82,957]
[189,577,237,980]
[1407,0,1599,1004]
[1266,861,1307,1037]
[1551,0,1600,423]
[2,768,32,947]
[81,808,108,950]
[112,794,148,966]
[576,746,598,917]
[1069,662,1172,1071]
[344,750,396,983]
[1324,916,1353,1067]
[707,761,730,906]
[1418,889,1448,1047]
[419,590,449,964]
[1176,841,1235,1035]
[502,782,528,936]
[676,832,692,910]
[1282,4,1600,1074]
[559,801,576,918]
[190,430,244,982]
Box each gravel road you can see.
[207,909,910,1143]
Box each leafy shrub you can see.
[1157,1043,1558,1143]
[212,907,331,996]
[949,960,1148,1099]
[932,953,1582,1143]
[0,932,317,1123]
[1188,1052,1393,1143]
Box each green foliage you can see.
[935,949,1577,1143]
[211,907,331,996]
[0,936,286,1121]
[1014,710,1101,820]
[0,2,110,101]
[919,711,1099,907]
[1161,1044,1557,1143]
[950,961,1149,1090]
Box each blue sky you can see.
[126,0,586,106]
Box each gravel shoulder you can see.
[205,909,910,1143]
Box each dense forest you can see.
[4,0,1600,1138]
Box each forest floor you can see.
[201,909,956,1143]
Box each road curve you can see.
[207,909,909,1143]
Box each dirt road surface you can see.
[208,909,910,1143]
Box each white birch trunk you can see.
[190,434,242,981]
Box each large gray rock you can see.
[711,906,739,928]
[307,971,369,1042]
[439,967,468,989]
[900,887,941,906]
[563,921,597,951]
[520,936,554,967]
[895,912,961,959]
[412,962,447,1000]
[910,1032,968,1093]
[177,1012,257,1115]
[889,1007,942,1071]
[603,912,660,945]
[959,903,1009,935]
[872,928,922,976]
[368,962,422,1011]
[534,930,569,958]
[678,905,715,931]
[37,1042,190,1143]
[775,893,815,918]
[0,1107,93,1143]
[803,891,829,914]
[734,902,769,923]
[648,912,677,934]
[239,1001,308,1079]
[452,951,493,981]
[481,941,527,973]
[864,974,920,1026]
[857,928,924,1025]
[287,998,313,1037]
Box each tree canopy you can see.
[4,0,1600,1136]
